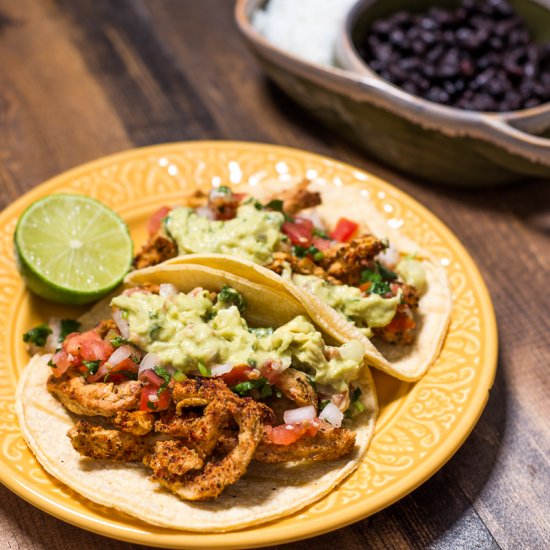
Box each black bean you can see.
[389,29,406,47]
[359,0,550,111]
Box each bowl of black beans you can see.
[334,0,550,185]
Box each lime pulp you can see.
[14,194,133,304]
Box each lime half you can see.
[14,194,133,304]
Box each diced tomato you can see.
[148,206,172,236]
[266,421,320,445]
[359,282,372,293]
[261,358,282,384]
[232,193,246,203]
[63,332,85,356]
[80,338,114,363]
[385,311,416,333]
[138,368,164,387]
[86,363,109,383]
[282,217,314,247]
[63,330,114,363]
[103,358,139,382]
[330,218,359,242]
[220,364,253,386]
[49,349,80,378]
[140,385,171,412]
[312,237,333,251]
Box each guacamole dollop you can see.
[396,258,427,295]
[165,202,284,264]
[284,271,401,337]
[111,287,364,392]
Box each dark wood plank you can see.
[0,0,131,202]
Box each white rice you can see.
[252,0,358,67]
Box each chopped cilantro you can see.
[104,370,138,383]
[345,387,365,417]
[147,401,158,410]
[247,358,257,367]
[121,310,129,320]
[148,311,159,320]
[232,380,255,395]
[351,387,362,401]
[231,377,272,399]
[47,358,55,368]
[259,382,273,399]
[283,212,295,223]
[377,262,398,281]
[264,199,284,212]
[360,269,380,284]
[154,366,171,394]
[172,371,187,382]
[360,269,391,295]
[23,324,52,347]
[313,251,324,262]
[110,335,127,348]
[82,360,100,376]
[217,286,246,314]
[60,319,80,340]
[248,327,273,338]
[319,400,331,411]
[312,227,330,239]
[197,361,211,377]
[370,280,391,295]
[294,245,321,259]
[217,185,232,195]
[149,324,161,340]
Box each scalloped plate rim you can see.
[0,141,498,549]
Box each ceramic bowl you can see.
[235,0,550,186]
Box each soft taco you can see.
[134,180,452,381]
[16,263,377,532]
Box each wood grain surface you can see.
[1,1,549,549]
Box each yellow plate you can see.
[0,142,497,548]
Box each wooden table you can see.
[1,1,548,548]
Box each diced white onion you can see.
[108,345,133,366]
[319,403,344,427]
[93,364,109,380]
[40,354,53,368]
[112,309,130,339]
[44,318,62,353]
[148,394,159,403]
[195,206,215,220]
[377,246,400,268]
[138,352,161,375]
[339,340,365,363]
[211,363,234,377]
[298,210,325,230]
[284,405,316,425]
[159,283,178,298]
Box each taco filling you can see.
[26,283,370,501]
[134,182,426,346]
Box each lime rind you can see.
[14,194,133,305]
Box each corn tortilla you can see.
[16,263,377,531]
